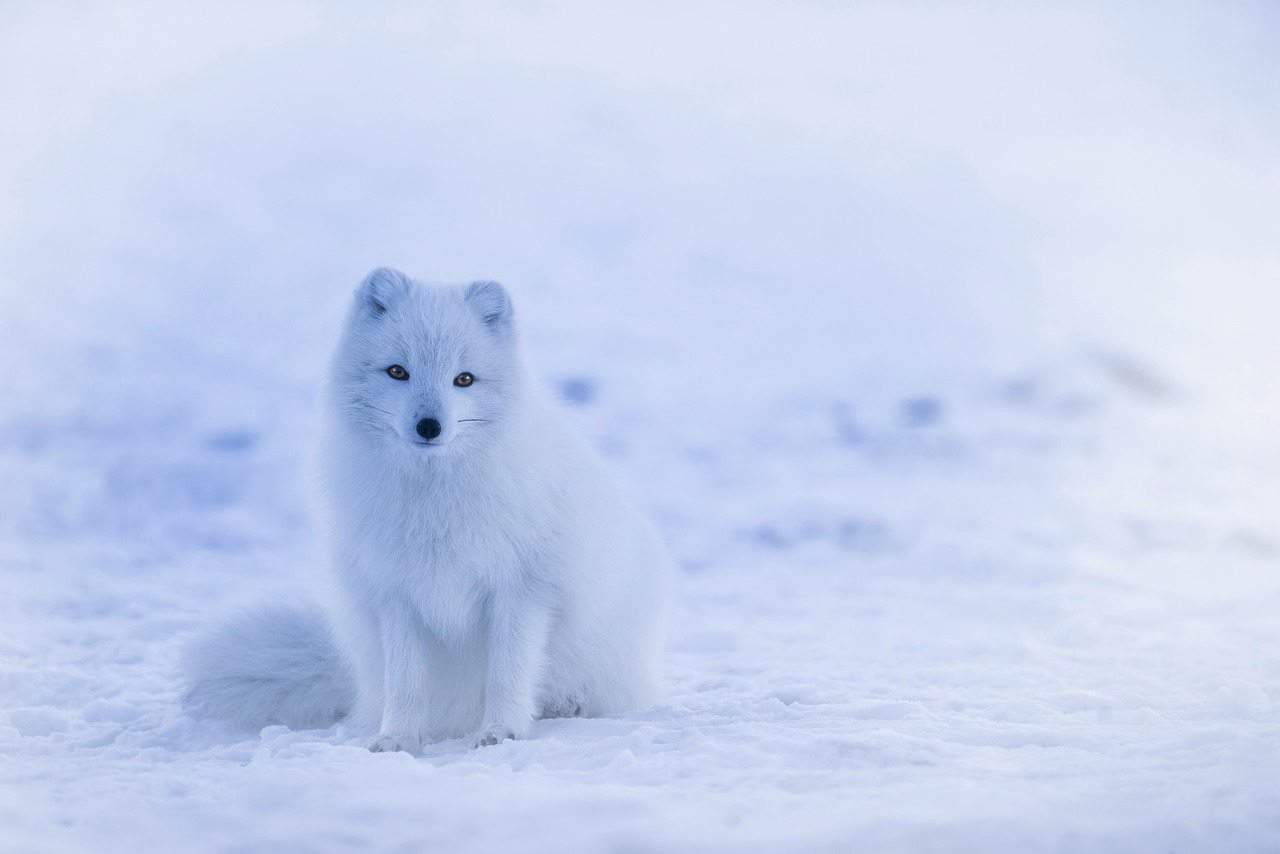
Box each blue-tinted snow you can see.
[1,4,1279,852]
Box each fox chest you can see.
[358,507,536,637]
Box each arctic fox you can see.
[184,268,671,752]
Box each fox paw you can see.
[472,725,516,749]
[539,698,584,719]
[369,733,420,755]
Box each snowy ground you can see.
[2,4,1280,852]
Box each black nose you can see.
[416,418,442,440]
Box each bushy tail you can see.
[182,603,355,731]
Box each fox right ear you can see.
[357,267,410,316]
[464,280,513,332]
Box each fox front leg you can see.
[473,596,552,748]
[369,601,433,755]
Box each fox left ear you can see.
[464,280,513,332]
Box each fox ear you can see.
[357,267,410,316]
[464,280,513,332]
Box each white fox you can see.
[183,269,671,752]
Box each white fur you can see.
[182,604,354,731]
[183,269,671,752]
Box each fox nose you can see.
[416,418,442,441]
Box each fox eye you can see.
[453,372,475,388]
[386,365,409,381]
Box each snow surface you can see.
[2,3,1280,852]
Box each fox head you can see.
[330,268,521,456]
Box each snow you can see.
[2,3,1280,851]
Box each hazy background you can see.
[4,3,1278,412]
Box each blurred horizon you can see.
[3,2,1278,425]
